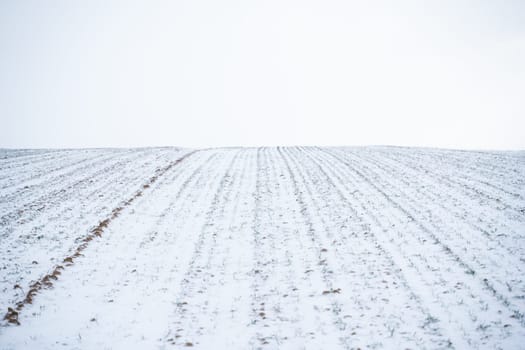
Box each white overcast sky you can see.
[0,0,524,149]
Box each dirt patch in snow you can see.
[3,150,199,326]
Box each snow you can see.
[0,146,524,349]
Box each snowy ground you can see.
[0,146,524,349]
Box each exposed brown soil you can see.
[3,150,198,326]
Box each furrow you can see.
[312,147,525,348]
[295,146,450,349]
[325,148,525,321]
[2,150,200,326]
[166,149,243,347]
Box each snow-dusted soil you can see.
[0,147,524,349]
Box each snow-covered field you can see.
[0,146,524,349]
